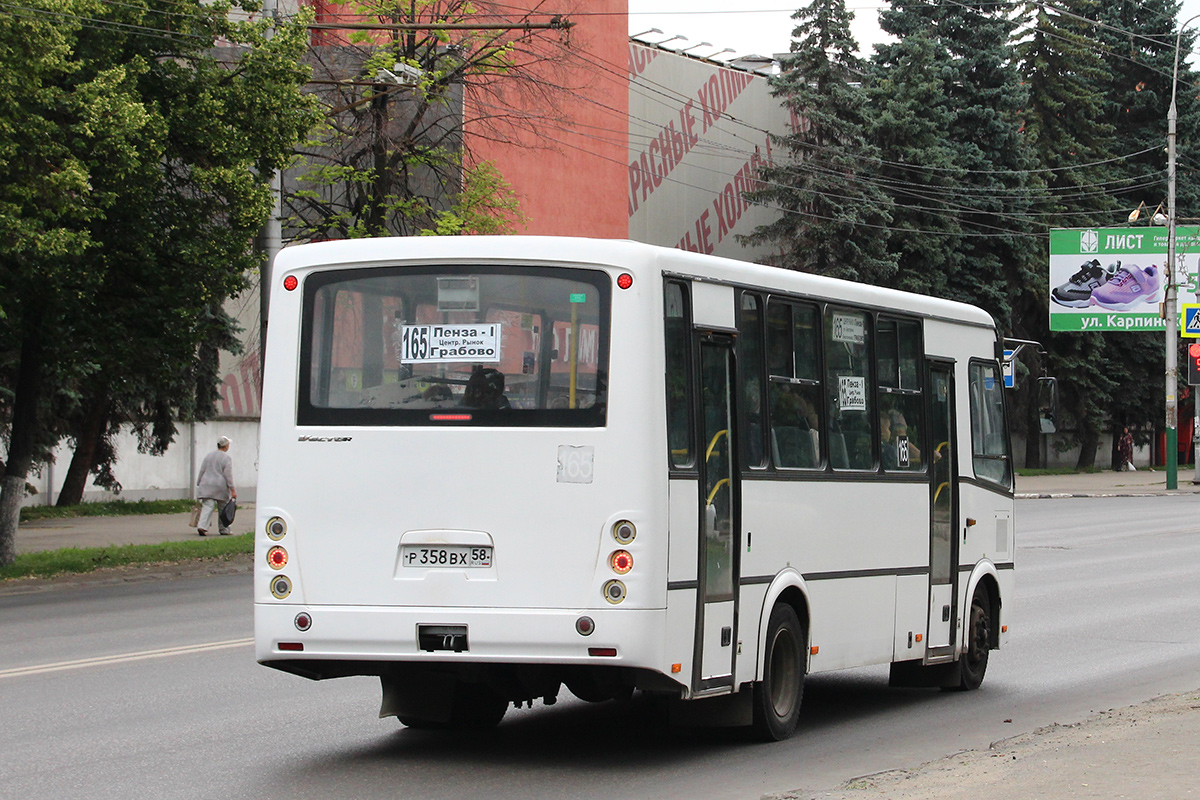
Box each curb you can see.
[1017,492,1189,499]
[1017,490,1200,499]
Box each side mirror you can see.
[1037,377,1059,434]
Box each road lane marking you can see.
[0,638,254,679]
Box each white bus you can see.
[255,236,1014,740]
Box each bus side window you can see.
[665,282,693,468]
[825,307,873,470]
[969,361,1011,487]
[877,318,926,472]
[766,299,823,470]
[738,293,767,469]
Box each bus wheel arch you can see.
[757,575,810,676]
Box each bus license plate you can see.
[402,545,493,568]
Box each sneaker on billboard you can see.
[1089,264,1163,311]
[1052,259,1117,307]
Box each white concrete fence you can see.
[16,420,261,507]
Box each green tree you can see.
[867,0,1043,333]
[0,0,318,563]
[866,30,965,298]
[742,0,895,282]
[285,0,573,239]
[418,159,527,235]
[1016,0,1119,468]
[1089,0,1200,468]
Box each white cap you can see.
[217,436,232,448]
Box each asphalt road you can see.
[2,496,1198,800]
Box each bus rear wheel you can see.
[957,584,991,691]
[399,681,508,730]
[751,603,805,741]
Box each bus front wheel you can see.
[751,603,806,741]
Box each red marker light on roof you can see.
[283,275,298,291]
[617,273,634,290]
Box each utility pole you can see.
[1166,13,1200,489]
[256,0,283,395]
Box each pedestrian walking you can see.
[1117,426,1134,472]
[196,436,237,535]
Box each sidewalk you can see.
[1015,466,1200,498]
[15,503,255,555]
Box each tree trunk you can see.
[0,327,45,566]
[1075,425,1100,471]
[57,394,109,506]
[0,474,24,566]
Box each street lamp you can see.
[1165,13,1200,489]
[653,34,688,48]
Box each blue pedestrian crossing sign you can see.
[1183,305,1200,338]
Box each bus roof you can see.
[274,236,997,330]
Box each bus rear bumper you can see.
[254,602,669,677]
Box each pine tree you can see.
[866,29,964,299]
[1091,0,1200,467]
[1017,0,1120,467]
[742,0,895,282]
[868,0,1043,332]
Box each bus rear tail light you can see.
[588,647,617,657]
[612,520,636,544]
[602,580,626,604]
[267,546,288,570]
[609,550,633,574]
[575,616,595,636]
[279,642,304,651]
[294,612,312,631]
[617,273,633,290]
[283,275,298,291]
[270,575,292,599]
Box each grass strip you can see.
[20,498,197,523]
[0,533,254,580]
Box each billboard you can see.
[1049,227,1200,332]
[628,44,790,261]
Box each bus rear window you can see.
[298,265,610,426]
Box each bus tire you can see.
[447,682,509,730]
[751,603,805,741]
[399,682,508,730]
[957,584,991,691]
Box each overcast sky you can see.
[627,1,1200,63]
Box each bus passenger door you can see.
[926,362,959,656]
[694,335,739,692]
